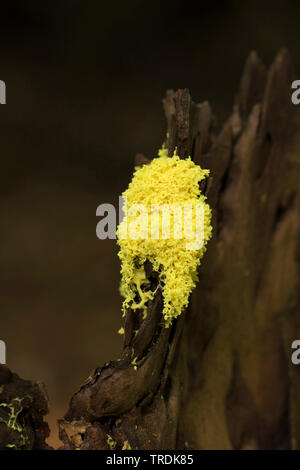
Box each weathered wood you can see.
[178,48,300,450]
[0,365,50,450]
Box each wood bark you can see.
[0,365,50,449]
[1,49,300,450]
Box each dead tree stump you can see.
[1,49,300,450]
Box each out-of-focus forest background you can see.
[1,0,300,447]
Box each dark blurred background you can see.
[0,0,299,446]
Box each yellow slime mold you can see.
[117,149,212,327]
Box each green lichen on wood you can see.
[0,397,30,449]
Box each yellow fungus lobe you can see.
[117,149,212,327]
[122,440,132,450]
[107,434,117,450]
[118,327,125,335]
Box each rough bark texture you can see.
[0,365,50,449]
[1,49,300,450]
[177,49,300,450]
